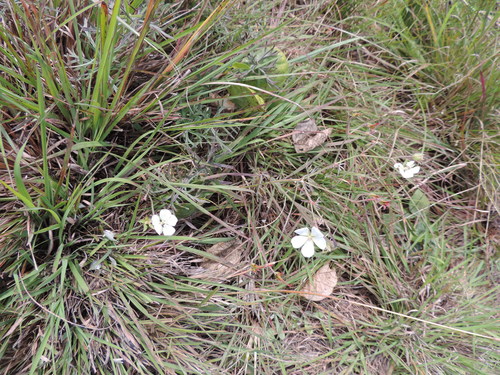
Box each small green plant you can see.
[0,0,498,374]
[227,46,290,109]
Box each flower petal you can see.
[162,225,176,236]
[164,213,178,227]
[394,163,403,170]
[294,227,310,236]
[301,240,315,258]
[406,161,416,168]
[311,227,326,250]
[291,235,308,249]
[312,235,327,250]
[103,230,115,241]
[311,227,324,239]
[400,170,411,178]
[408,166,420,176]
[151,215,162,235]
[159,209,173,221]
[401,167,419,178]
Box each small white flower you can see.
[394,160,420,179]
[103,230,116,241]
[151,209,178,236]
[291,227,327,258]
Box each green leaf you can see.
[68,261,89,294]
[0,180,35,209]
[13,142,35,208]
[29,316,55,375]
[409,188,430,216]
[232,62,251,70]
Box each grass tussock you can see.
[0,0,498,374]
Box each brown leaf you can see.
[301,263,338,301]
[191,239,242,281]
[292,119,332,153]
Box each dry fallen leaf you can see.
[292,118,332,153]
[301,263,338,301]
[191,239,242,281]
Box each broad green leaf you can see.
[409,188,430,216]
[232,62,251,70]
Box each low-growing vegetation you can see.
[0,0,498,374]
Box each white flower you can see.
[103,230,116,241]
[291,227,327,258]
[151,209,178,236]
[394,160,420,179]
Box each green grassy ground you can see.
[0,0,498,374]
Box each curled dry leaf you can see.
[191,239,242,281]
[292,118,332,153]
[301,263,338,301]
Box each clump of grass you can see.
[0,0,498,374]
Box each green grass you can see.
[0,0,498,374]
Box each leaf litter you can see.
[301,263,338,301]
[292,118,332,153]
[191,239,243,281]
